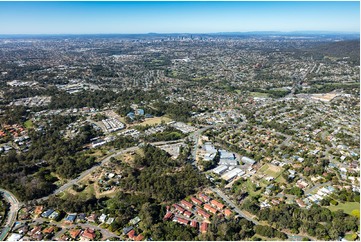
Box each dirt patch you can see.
[267,164,282,173]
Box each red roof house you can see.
[181,200,193,210]
[128,230,136,239]
[173,216,189,225]
[134,234,145,241]
[183,210,193,218]
[43,226,55,234]
[172,204,185,214]
[198,193,210,202]
[224,209,232,217]
[196,207,211,219]
[190,196,203,206]
[190,220,198,228]
[200,222,208,233]
[81,228,96,240]
[210,199,225,210]
[163,211,174,221]
[204,204,217,214]
[69,229,81,239]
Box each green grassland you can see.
[327,202,360,216]
[134,116,172,126]
[249,92,270,98]
[258,164,284,179]
[24,120,34,128]
[246,179,263,197]
[344,233,358,241]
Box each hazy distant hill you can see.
[307,40,360,63]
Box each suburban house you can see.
[181,200,193,210]
[200,222,209,233]
[190,220,198,228]
[198,193,211,202]
[190,196,203,206]
[163,212,174,221]
[210,199,225,210]
[196,207,211,219]
[172,204,185,214]
[81,228,96,240]
[173,216,190,225]
[204,204,217,214]
[69,229,82,239]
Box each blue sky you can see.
[0,1,359,34]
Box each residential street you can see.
[30,218,120,240]
[35,146,140,203]
[35,128,212,203]
[0,189,21,241]
[304,181,332,195]
[210,187,307,241]
[210,187,259,225]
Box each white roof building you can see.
[219,150,235,159]
[219,159,238,166]
[213,165,228,175]
[99,214,107,223]
[7,233,22,241]
[241,157,256,164]
[221,168,245,182]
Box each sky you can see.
[0,1,359,34]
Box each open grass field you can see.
[327,202,360,216]
[310,93,338,102]
[245,179,263,197]
[66,182,96,199]
[275,175,286,184]
[258,164,284,178]
[79,183,95,199]
[115,152,135,165]
[344,233,358,241]
[136,148,144,157]
[117,116,126,124]
[24,120,34,128]
[253,234,281,241]
[57,191,69,200]
[134,116,172,126]
[249,92,270,98]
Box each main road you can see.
[189,125,214,165]
[0,189,21,241]
[289,63,317,96]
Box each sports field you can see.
[133,116,172,126]
[258,164,284,178]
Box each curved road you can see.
[35,139,193,203]
[35,146,140,203]
[0,188,21,241]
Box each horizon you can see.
[0,30,360,36]
[0,1,359,34]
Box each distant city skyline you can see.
[0,1,359,34]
